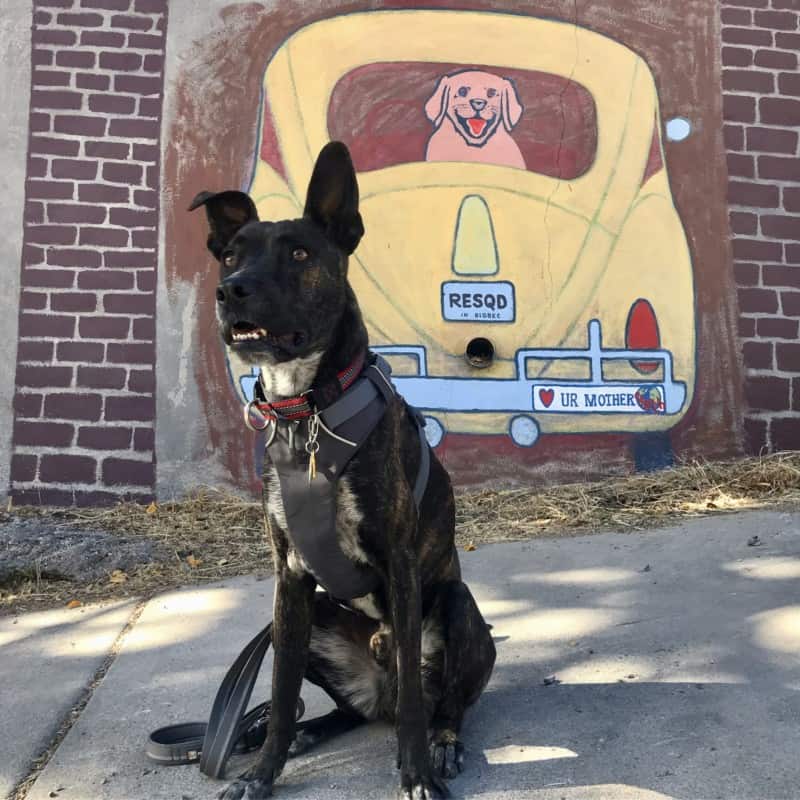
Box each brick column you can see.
[722,0,800,453]
[10,0,167,505]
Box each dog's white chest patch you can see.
[259,351,322,398]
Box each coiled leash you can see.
[146,624,304,778]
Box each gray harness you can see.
[254,354,430,600]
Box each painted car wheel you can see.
[423,416,445,448]
[509,415,540,447]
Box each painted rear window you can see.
[326,62,598,179]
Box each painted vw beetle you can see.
[238,9,695,448]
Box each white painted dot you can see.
[665,117,692,142]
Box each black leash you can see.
[146,623,304,778]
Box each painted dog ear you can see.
[303,141,364,255]
[188,190,259,259]
[424,76,451,127]
[500,78,523,131]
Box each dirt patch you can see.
[3,453,799,614]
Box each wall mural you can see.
[226,9,696,460]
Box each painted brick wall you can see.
[10,0,166,505]
[722,0,800,453]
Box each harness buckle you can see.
[243,401,273,432]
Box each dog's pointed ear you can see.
[303,142,364,255]
[425,76,451,127]
[500,78,523,131]
[188,190,259,259]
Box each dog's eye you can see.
[487,88,497,98]
[457,86,469,97]
[223,253,236,268]
[292,248,309,262]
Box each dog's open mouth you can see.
[227,321,305,351]
[466,117,488,137]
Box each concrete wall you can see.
[1,0,797,504]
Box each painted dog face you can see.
[190,142,364,366]
[425,69,523,147]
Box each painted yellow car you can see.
[243,9,695,447]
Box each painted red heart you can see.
[539,388,554,408]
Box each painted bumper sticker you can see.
[441,281,515,322]
[533,384,667,414]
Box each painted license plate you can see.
[441,281,515,323]
[532,384,667,414]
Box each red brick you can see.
[20,290,47,310]
[75,72,110,91]
[77,366,127,389]
[721,7,752,24]
[738,287,779,313]
[730,211,758,235]
[109,208,157,228]
[88,94,137,114]
[102,162,142,184]
[755,49,798,70]
[128,33,162,48]
[48,204,105,225]
[14,421,74,447]
[722,26,773,46]
[11,488,77,506]
[760,98,800,126]
[722,46,754,68]
[757,317,799,338]
[56,341,104,362]
[40,454,96,484]
[772,417,800,450]
[26,180,74,200]
[78,425,132,450]
[734,261,760,285]
[78,183,129,203]
[14,393,43,418]
[782,243,800,263]
[43,392,103,421]
[28,157,47,178]
[106,342,154,364]
[723,69,775,93]
[103,292,153,314]
[778,72,800,96]
[759,156,800,181]
[54,114,107,137]
[17,341,54,362]
[134,0,166,11]
[80,0,131,9]
[794,377,800,411]
[56,11,105,26]
[776,342,800,370]
[754,9,798,29]
[23,244,46,265]
[145,165,159,188]
[81,30,126,47]
[746,127,798,154]
[24,201,44,224]
[743,340,773,369]
[16,365,73,388]
[107,118,159,138]
[78,316,130,339]
[784,187,800,213]
[30,113,51,133]
[54,50,96,69]
[743,416,768,455]
[79,226,129,247]
[739,316,757,337]
[23,268,76,288]
[78,269,135,290]
[761,215,800,240]
[782,290,800,316]
[110,14,152,30]
[133,189,157,208]
[33,10,52,24]
[30,137,80,158]
[763,264,800,287]
[745,375,791,410]
[51,292,97,312]
[136,270,155,291]
[47,248,102,268]
[98,51,142,70]
[85,140,130,159]
[104,394,155,420]
[102,457,154,486]
[133,427,154,451]
[724,124,745,150]
[142,53,161,73]
[103,249,154,268]
[32,69,71,87]
[727,153,755,178]
[128,369,154,393]
[734,238,784,263]
[11,455,38,484]
[773,0,800,8]
[138,98,160,119]
[32,49,53,67]
[37,29,77,46]
[132,317,154,340]
[19,312,75,338]
[132,229,157,248]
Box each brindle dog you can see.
[191,142,496,800]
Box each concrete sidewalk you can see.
[3,509,800,800]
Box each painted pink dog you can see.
[424,69,526,169]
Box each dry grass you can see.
[3,452,800,613]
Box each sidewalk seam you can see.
[8,599,148,800]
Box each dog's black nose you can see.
[216,275,255,304]
[470,99,487,111]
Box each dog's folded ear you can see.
[303,142,364,255]
[188,190,259,259]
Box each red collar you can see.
[244,351,365,430]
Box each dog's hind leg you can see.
[426,580,496,780]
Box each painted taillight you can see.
[626,299,660,374]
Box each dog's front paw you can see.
[429,729,465,780]
[397,768,450,799]
[217,767,275,800]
